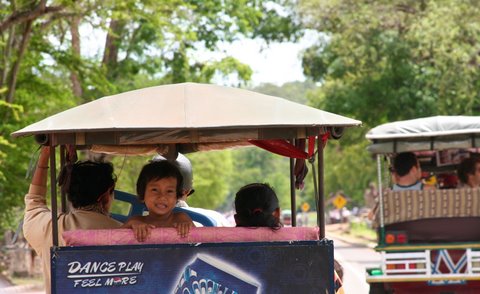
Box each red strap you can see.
[249,139,308,159]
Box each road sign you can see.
[301,202,310,212]
[333,194,347,209]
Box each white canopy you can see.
[366,116,480,154]
[13,83,361,153]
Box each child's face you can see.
[143,177,178,217]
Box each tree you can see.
[299,0,480,126]
[297,0,480,203]
[0,0,302,230]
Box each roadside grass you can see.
[10,275,44,288]
[346,220,377,241]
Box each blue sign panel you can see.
[52,240,333,293]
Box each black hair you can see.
[393,152,418,176]
[136,160,183,200]
[234,183,282,229]
[61,161,116,208]
[458,157,480,184]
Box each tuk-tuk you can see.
[13,83,360,293]
[365,116,480,294]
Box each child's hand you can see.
[131,222,155,242]
[173,222,193,238]
[122,219,155,242]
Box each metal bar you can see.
[377,154,385,245]
[60,145,66,213]
[290,151,297,227]
[49,142,58,246]
[311,158,319,227]
[318,138,325,239]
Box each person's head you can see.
[457,157,480,188]
[136,160,184,217]
[60,161,116,212]
[152,153,194,199]
[136,160,184,201]
[234,183,282,229]
[393,152,421,179]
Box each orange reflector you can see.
[385,233,395,244]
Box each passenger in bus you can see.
[122,160,194,242]
[234,183,282,229]
[391,152,435,191]
[23,147,122,293]
[457,157,480,188]
[152,153,232,226]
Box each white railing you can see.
[369,249,480,282]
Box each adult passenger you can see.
[391,152,434,191]
[457,157,480,188]
[23,147,122,293]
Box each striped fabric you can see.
[382,188,480,225]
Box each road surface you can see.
[329,233,382,294]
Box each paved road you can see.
[333,236,381,294]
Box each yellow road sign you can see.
[333,194,347,209]
[301,202,310,212]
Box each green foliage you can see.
[300,0,480,126]
[0,0,302,234]
[298,0,480,203]
[188,151,234,210]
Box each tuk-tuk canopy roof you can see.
[366,116,480,154]
[13,83,361,154]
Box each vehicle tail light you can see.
[385,233,396,244]
[396,232,408,244]
[395,264,406,270]
[384,231,408,244]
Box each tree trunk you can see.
[0,25,15,92]
[102,19,124,79]
[69,15,83,98]
[6,20,33,103]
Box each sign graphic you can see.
[333,194,347,209]
[52,240,334,293]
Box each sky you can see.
[81,26,319,87]
[197,30,320,87]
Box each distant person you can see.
[122,160,194,242]
[234,183,282,229]
[24,147,122,293]
[391,152,434,191]
[457,157,480,188]
[153,153,232,227]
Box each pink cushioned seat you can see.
[63,227,320,246]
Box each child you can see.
[234,183,282,229]
[123,160,194,242]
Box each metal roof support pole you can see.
[318,138,325,239]
[377,154,385,245]
[290,148,297,227]
[49,142,59,246]
[60,145,66,213]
